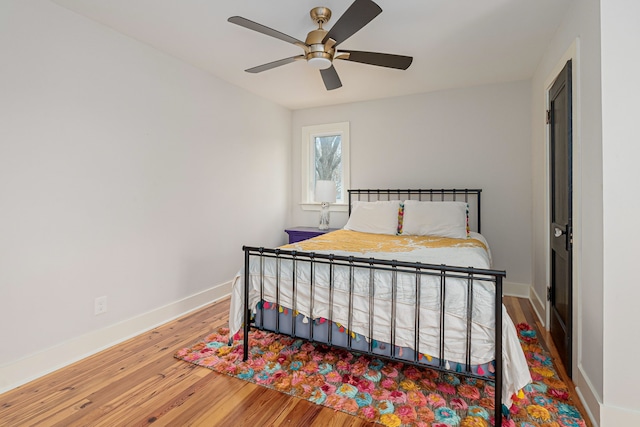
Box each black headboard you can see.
[348,189,483,233]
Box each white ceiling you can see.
[51,0,572,110]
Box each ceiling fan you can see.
[228,0,413,90]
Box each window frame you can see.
[300,122,350,212]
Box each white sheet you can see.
[229,230,531,407]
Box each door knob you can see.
[554,227,565,238]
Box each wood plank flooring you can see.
[0,297,592,426]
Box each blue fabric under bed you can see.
[252,300,496,379]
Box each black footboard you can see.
[241,246,506,426]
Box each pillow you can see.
[401,200,469,239]
[344,200,401,235]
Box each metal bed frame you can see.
[241,189,506,425]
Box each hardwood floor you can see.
[0,297,592,426]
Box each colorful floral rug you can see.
[175,323,586,427]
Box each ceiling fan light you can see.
[308,57,332,70]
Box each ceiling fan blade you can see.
[245,55,304,73]
[337,50,413,70]
[228,16,305,46]
[320,66,342,90]
[322,0,382,46]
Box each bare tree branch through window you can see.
[314,136,343,198]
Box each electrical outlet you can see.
[94,296,107,315]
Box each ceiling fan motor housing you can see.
[306,8,334,69]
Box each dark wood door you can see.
[549,60,573,377]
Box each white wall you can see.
[600,1,640,424]
[0,0,291,391]
[530,0,603,423]
[291,81,533,289]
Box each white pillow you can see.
[401,200,468,238]
[344,200,401,235]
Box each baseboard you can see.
[529,286,547,327]
[504,281,530,298]
[0,281,232,395]
[600,403,640,426]
[575,364,602,426]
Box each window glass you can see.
[314,134,343,201]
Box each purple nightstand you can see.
[285,226,340,244]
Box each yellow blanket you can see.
[283,229,487,254]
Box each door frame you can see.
[543,40,580,377]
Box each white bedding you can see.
[229,230,531,406]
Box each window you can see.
[301,122,350,209]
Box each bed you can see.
[229,189,531,425]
